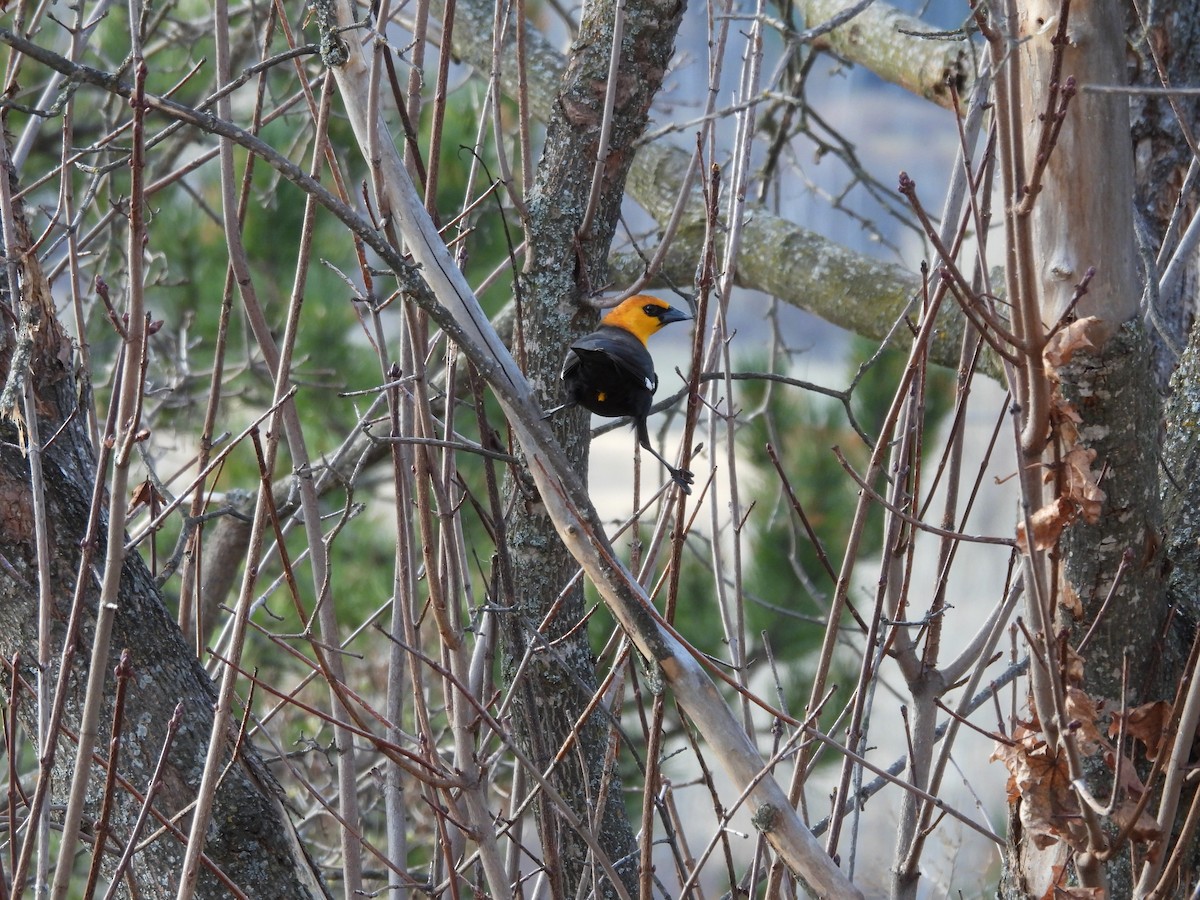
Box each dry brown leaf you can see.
[1111,787,1163,853]
[1058,399,1083,424]
[1059,576,1082,618]
[1112,750,1150,797]
[1064,687,1104,756]
[1058,418,1080,450]
[1086,750,1163,859]
[992,726,1087,851]
[1037,864,1071,900]
[1044,316,1105,369]
[1044,887,1104,900]
[1017,445,1105,552]
[1064,646,1085,686]
[1109,700,1170,759]
[1063,445,1106,525]
[1017,497,1073,553]
[1049,390,1083,447]
[129,479,166,514]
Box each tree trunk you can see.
[494,0,686,891]
[0,169,328,899]
[1130,1,1200,384]
[1000,0,1199,895]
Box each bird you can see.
[546,294,695,494]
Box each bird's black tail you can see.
[542,400,575,420]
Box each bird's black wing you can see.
[567,327,656,392]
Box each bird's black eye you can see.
[643,304,663,317]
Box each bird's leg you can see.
[649,446,694,494]
[636,424,694,494]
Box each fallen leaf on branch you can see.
[1017,497,1072,552]
[1109,700,1171,759]
[1109,754,1163,854]
[1042,887,1104,900]
[1063,445,1105,524]
[1044,316,1105,369]
[992,724,1087,852]
[1065,686,1104,755]
[1059,576,1082,618]
[1064,645,1085,685]
[1048,388,1083,447]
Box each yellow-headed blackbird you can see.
[547,295,694,494]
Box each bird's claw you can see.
[671,467,694,495]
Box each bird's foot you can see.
[669,466,694,495]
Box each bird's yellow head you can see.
[599,295,692,345]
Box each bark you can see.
[1020,0,1150,706]
[1045,4,1200,896]
[993,0,1172,895]
[1129,1,1200,384]
[0,172,328,898]
[1134,0,1200,635]
[1165,342,1200,624]
[997,0,1200,895]
[803,0,971,106]
[1058,324,1165,699]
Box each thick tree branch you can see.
[442,0,977,369]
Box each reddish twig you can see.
[81,651,133,900]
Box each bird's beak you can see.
[660,305,692,326]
